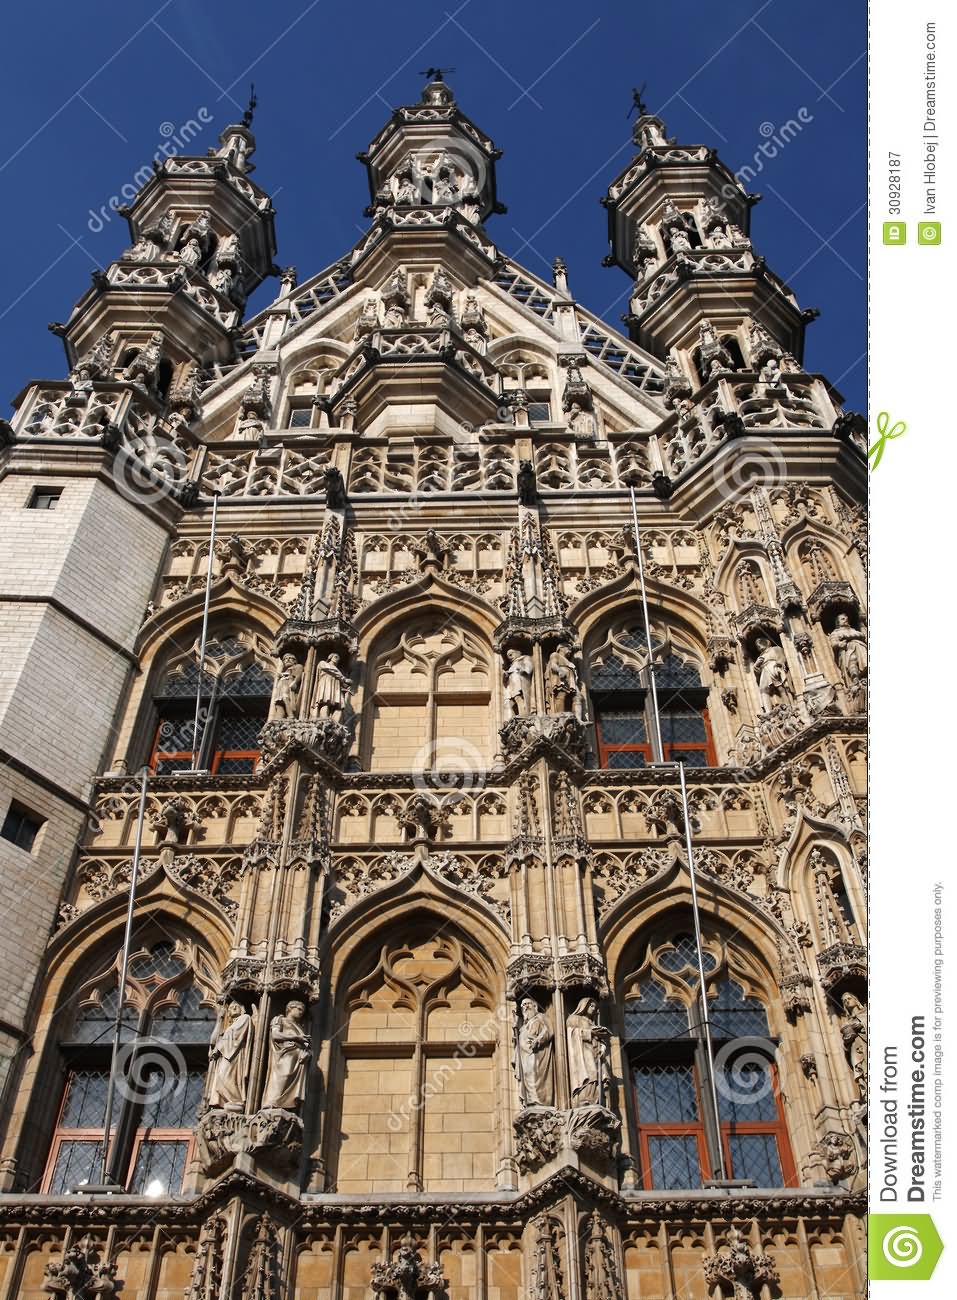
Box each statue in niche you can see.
[514,996,555,1107]
[177,236,204,269]
[670,224,692,254]
[123,331,163,391]
[432,159,459,203]
[829,613,867,709]
[207,1000,253,1110]
[354,294,379,340]
[270,653,303,720]
[753,636,794,714]
[566,401,595,434]
[394,159,419,205]
[504,648,535,718]
[840,992,867,1104]
[314,652,350,720]
[566,998,611,1107]
[262,1000,312,1110]
[546,644,584,719]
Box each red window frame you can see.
[596,705,716,769]
[42,1070,198,1195]
[149,704,267,775]
[634,1060,796,1189]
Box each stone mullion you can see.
[563,1197,583,1300]
[141,1223,163,1299]
[0,1226,27,1300]
[795,1218,821,1300]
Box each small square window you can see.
[1,802,44,852]
[29,487,63,510]
[288,406,313,429]
[527,401,551,425]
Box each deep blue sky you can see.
[0,1,865,411]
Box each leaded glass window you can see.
[623,939,794,1191]
[150,635,272,774]
[45,958,214,1196]
[591,624,715,768]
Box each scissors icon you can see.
[868,411,906,469]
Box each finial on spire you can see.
[242,84,257,129]
[628,84,649,119]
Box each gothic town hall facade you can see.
[0,78,867,1300]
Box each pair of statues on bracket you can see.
[514,996,611,1108]
[502,643,585,722]
[207,999,311,1112]
[269,653,350,722]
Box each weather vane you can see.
[628,83,649,118]
[419,66,456,81]
[242,83,257,129]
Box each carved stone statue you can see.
[270,653,303,720]
[314,652,350,720]
[123,331,164,391]
[207,1000,253,1110]
[829,614,867,711]
[546,644,583,719]
[354,294,379,340]
[262,1000,311,1110]
[504,648,535,718]
[514,997,555,1107]
[753,636,794,714]
[566,997,611,1107]
[839,992,867,1104]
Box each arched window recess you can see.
[43,939,218,1196]
[620,930,796,1190]
[149,632,274,774]
[589,621,716,768]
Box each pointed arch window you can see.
[332,929,498,1194]
[150,634,273,774]
[366,621,493,773]
[621,933,795,1190]
[43,941,217,1196]
[590,624,715,768]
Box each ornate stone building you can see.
[0,78,867,1299]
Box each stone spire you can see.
[357,73,505,224]
[52,91,278,385]
[601,93,817,372]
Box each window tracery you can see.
[333,929,498,1193]
[149,632,274,774]
[44,939,217,1196]
[588,621,715,768]
[619,929,795,1190]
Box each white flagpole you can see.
[190,491,220,770]
[628,483,663,764]
[97,764,149,1186]
[628,482,727,1180]
[678,759,727,1181]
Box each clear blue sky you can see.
[0,0,865,411]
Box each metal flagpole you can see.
[628,482,727,1180]
[97,764,149,1187]
[628,483,663,765]
[190,491,220,771]
[678,759,727,1181]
